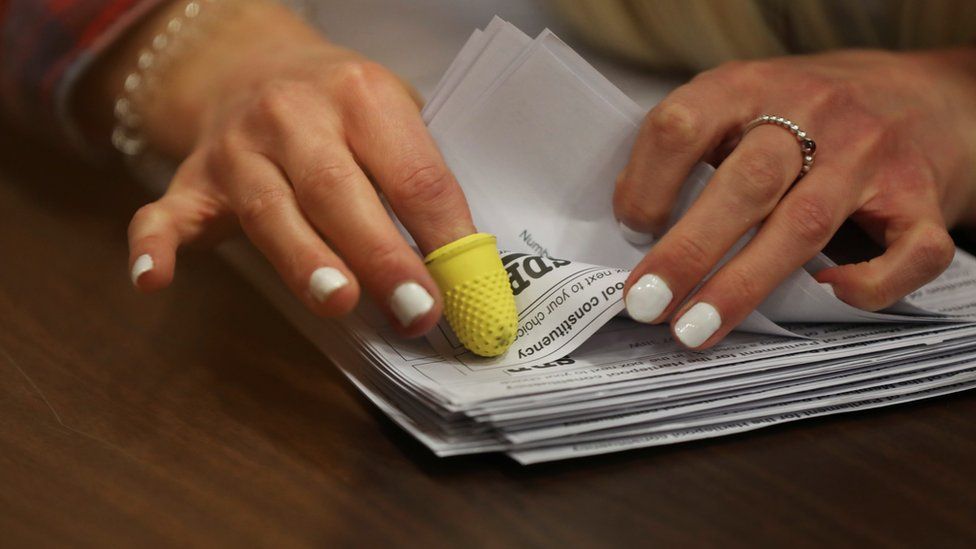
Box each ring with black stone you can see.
[742,115,817,180]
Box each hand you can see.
[617,48,976,349]
[108,2,475,336]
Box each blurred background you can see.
[311,0,679,108]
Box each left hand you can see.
[617,48,976,349]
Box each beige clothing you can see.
[550,0,976,71]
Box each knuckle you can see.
[237,186,291,228]
[915,226,955,275]
[614,175,669,232]
[717,266,764,307]
[251,81,306,127]
[330,59,393,99]
[128,203,168,241]
[206,134,245,170]
[865,269,910,310]
[807,78,858,114]
[861,278,894,311]
[203,134,254,186]
[293,160,361,203]
[616,195,668,234]
[646,101,704,153]
[360,237,405,274]
[389,162,454,209]
[662,234,713,277]
[130,203,159,228]
[713,59,770,87]
[732,149,787,205]
[786,195,836,245]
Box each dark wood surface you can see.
[2,128,975,548]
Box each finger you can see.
[128,200,179,292]
[342,77,475,253]
[815,218,955,311]
[216,149,359,316]
[623,124,801,325]
[614,74,759,236]
[127,155,214,292]
[273,130,443,336]
[667,164,855,349]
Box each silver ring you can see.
[742,115,816,179]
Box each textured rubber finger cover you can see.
[425,233,518,357]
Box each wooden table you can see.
[2,128,974,547]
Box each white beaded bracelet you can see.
[111,0,223,156]
[111,0,311,159]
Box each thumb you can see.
[815,218,955,310]
[127,155,226,292]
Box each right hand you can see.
[122,1,475,336]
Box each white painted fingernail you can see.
[131,254,154,286]
[674,302,721,348]
[819,282,837,297]
[625,274,673,322]
[309,267,348,303]
[618,221,656,245]
[390,281,434,327]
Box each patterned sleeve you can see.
[0,0,166,153]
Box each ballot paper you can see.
[420,17,972,367]
[222,18,976,463]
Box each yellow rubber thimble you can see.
[425,233,518,357]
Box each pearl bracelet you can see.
[111,0,223,156]
[111,0,311,158]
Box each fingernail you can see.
[309,267,348,303]
[625,274,673,322]
[618,221,655,245]
[819,282,837,297]
[390,281,434,327]
[674,302,721,348]
[131,254,154,286]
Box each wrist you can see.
[906,47,976,226]
[145,1,327,156]
[78,0,327,159]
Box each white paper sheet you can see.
[217,18,976,464]
[418,17,974,367]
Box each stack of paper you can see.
[225,19,976,463]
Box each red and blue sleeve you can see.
[0,0,165,152]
